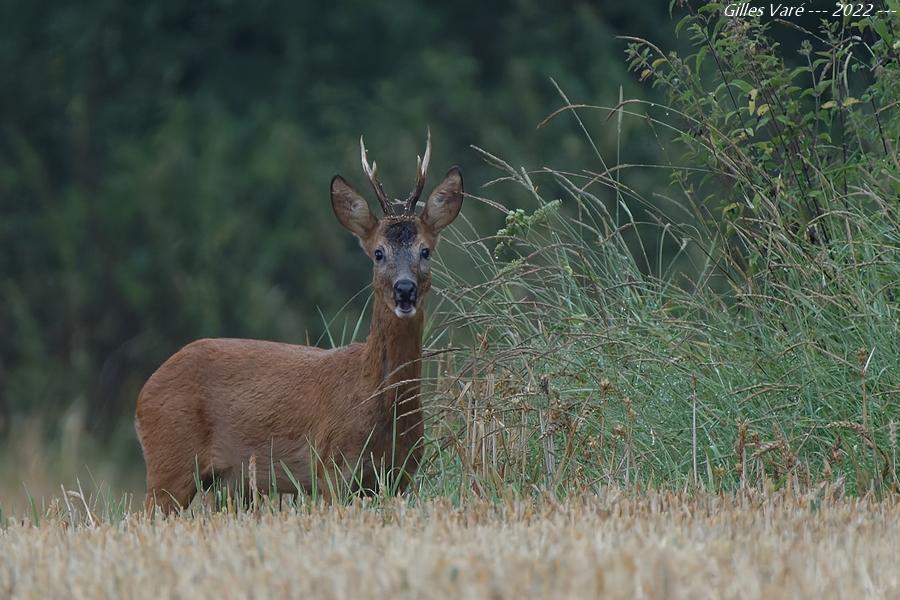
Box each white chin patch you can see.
[394,306,417,318]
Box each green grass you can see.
[415,9,900,498]
[420,154,898,497]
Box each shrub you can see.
[423,5,900,497]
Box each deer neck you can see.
[365,296,424,403]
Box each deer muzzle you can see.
[393,279,418,316]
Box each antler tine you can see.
[405,128,432,214]
[360,136,392,215]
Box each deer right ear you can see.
[331,175,378,241]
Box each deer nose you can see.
[393,279,417,303]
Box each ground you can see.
[1,489,897,599]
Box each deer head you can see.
[330,131,464,318]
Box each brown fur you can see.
[135,163,463,514]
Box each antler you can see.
[404,128,432,214]
[360,136,392,215]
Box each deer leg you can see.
[314,463,338,505]
[144,451,212,516]
[144,467,198,516]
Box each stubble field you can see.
[1,489,898,599]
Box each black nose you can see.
[394,279,417,303]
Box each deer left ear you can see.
[421,167,463,234]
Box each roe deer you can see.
[135,131,463,513]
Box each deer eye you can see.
[420,247,431,260]
[374,248,385,261]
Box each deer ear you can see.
[421,167,463,234]
[331,175,378,240]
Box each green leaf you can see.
[695,46,709,74]
[788,66,808,81]
[871,18,890,43]
[775,115,793,126]
[731,79,754,94]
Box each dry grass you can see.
[1,489,898,599]
[0,418,140,516]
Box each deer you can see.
[135,131,463,514]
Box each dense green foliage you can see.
[421,5,899,496]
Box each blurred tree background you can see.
[0,0,687,445]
